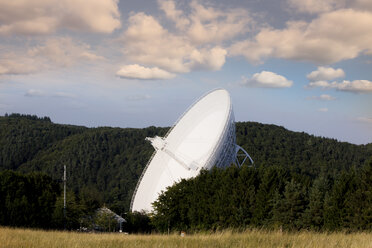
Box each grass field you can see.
[1,227,372,248]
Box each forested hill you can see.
[1,114,371,213]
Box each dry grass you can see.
[1,227,372,248]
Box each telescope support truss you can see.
[234,145,254,167]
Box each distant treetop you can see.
[4,113,51,122]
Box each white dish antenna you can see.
[130,89,253,212]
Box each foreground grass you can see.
[1,227,372,248]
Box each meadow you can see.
[1,227,371,248]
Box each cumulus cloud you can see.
[0,37,102,76]
[0,0,121,35]
[241,71,293,88]
[123,13,193,73]
[118,0,252,78]
[307,80,372,93]
[116,64,176,80]
[159,0,252,45]
[307,94,336,100]
[121,12,228,74]
[229,9,372,64]
[188,47,227,71]
[158,0,190,30]
[288,0,372,14]
[28,37,104,67]
[186,1,252,44]
[332,80,372,93]
[0,56,39,75]
[307,67,345,81]
[287,0,345,14]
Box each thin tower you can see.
[63,164,66,229]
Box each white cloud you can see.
[118,1,252,77]
[25,89,76,98]
[25,89,46,97]
[229,9,372,64]
[307,67,345,81]
[188,47,227,71]
[332,80,372,93]
[116,64,176,80]
[307,94,336,100]
[158,0,252,45]
[287,0,345,14]
[288,0,372,13]
[318,108,329,112]
[158,0,190,30]
[28,37,104,67]
[241,71,293,88]
[0,37,102,76]
[122,12,228,74]
[0,0,121,35]
[307,80,331,88]
[186,1,252,45]
[123,13,192,73]
[0,56,39,75]
[306,79,372,93]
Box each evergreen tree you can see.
[252,166,288,226]
[302,175,330,230]
[52,191,84,230]
[271,179,307,230]
[0,170,60,228]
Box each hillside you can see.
[1,114,371,213]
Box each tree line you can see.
[0,170,129,230]
[0,114,371,231]
[151,159,372,232]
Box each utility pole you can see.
[63,164,66,230]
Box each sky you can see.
[0,0,371,145]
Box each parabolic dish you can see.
[130,89,247,212]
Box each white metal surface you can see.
[130,89,242,212]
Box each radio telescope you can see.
[130,89,253,212]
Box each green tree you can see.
[0,170,60,228]
[302,175,330,230]
[52,191,84,230]
[124,211,152,233]
[324,170,356,230]
[252,166,288,226]
[271,179,307,230]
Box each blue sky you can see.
[0,0,371,144]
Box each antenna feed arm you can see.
[146,136,199,171]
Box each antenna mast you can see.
[63,164,66,229]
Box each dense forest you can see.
[0,170,60,228]
[152,161,372,232]
[0,114,371,231]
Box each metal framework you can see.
[235,145,254,167]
